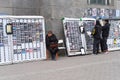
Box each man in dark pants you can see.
[100,19,110,53]
[92,20,102,55]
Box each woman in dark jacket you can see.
[92,20,102,55]
[46,31,59,60]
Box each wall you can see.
[0,0,40,15]
[40,0,118,39]
[0,0,119,39]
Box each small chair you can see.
[58,39,67,56]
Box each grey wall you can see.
[0,0,12,14]
[0,0,41,15]
[41,0,117,39]
[0,0,119,39]
[40,0,87,39]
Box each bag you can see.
[50,43,58,48]
[91,27,96,36]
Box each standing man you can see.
[101,19,110,53]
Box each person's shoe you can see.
[51,58,56,61]
[104,51,109,54]
[103,50,109,54]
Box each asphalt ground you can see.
[0,51,120,80]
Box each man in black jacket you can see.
[92,20,102,55]
[101,19,110,53]
[46,31,58,60]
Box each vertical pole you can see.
[42,18,46,59]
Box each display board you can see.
[63,18,83,56]
[83,20,95,50]
[63,18,97,56]
[107,20,120,51]
[12,18,46,62]
[65,21,82,50]
[62,18,96,56]
[0,16,46,65]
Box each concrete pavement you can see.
[0,51,120,80]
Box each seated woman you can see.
[46,31,59,60]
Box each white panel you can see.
[29,43,34,59]
[4,46,9,62]
[0,47,4,63]
[40,42,44,58]
[13,54,17,61]
[26,43,30,60]
[18,54,22,61]
[33,42,37,59]
[37,42,41,58]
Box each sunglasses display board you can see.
[83,20,96,51]
[107,19,120,51]
[62,18,95,56]
[0,16,46,65]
